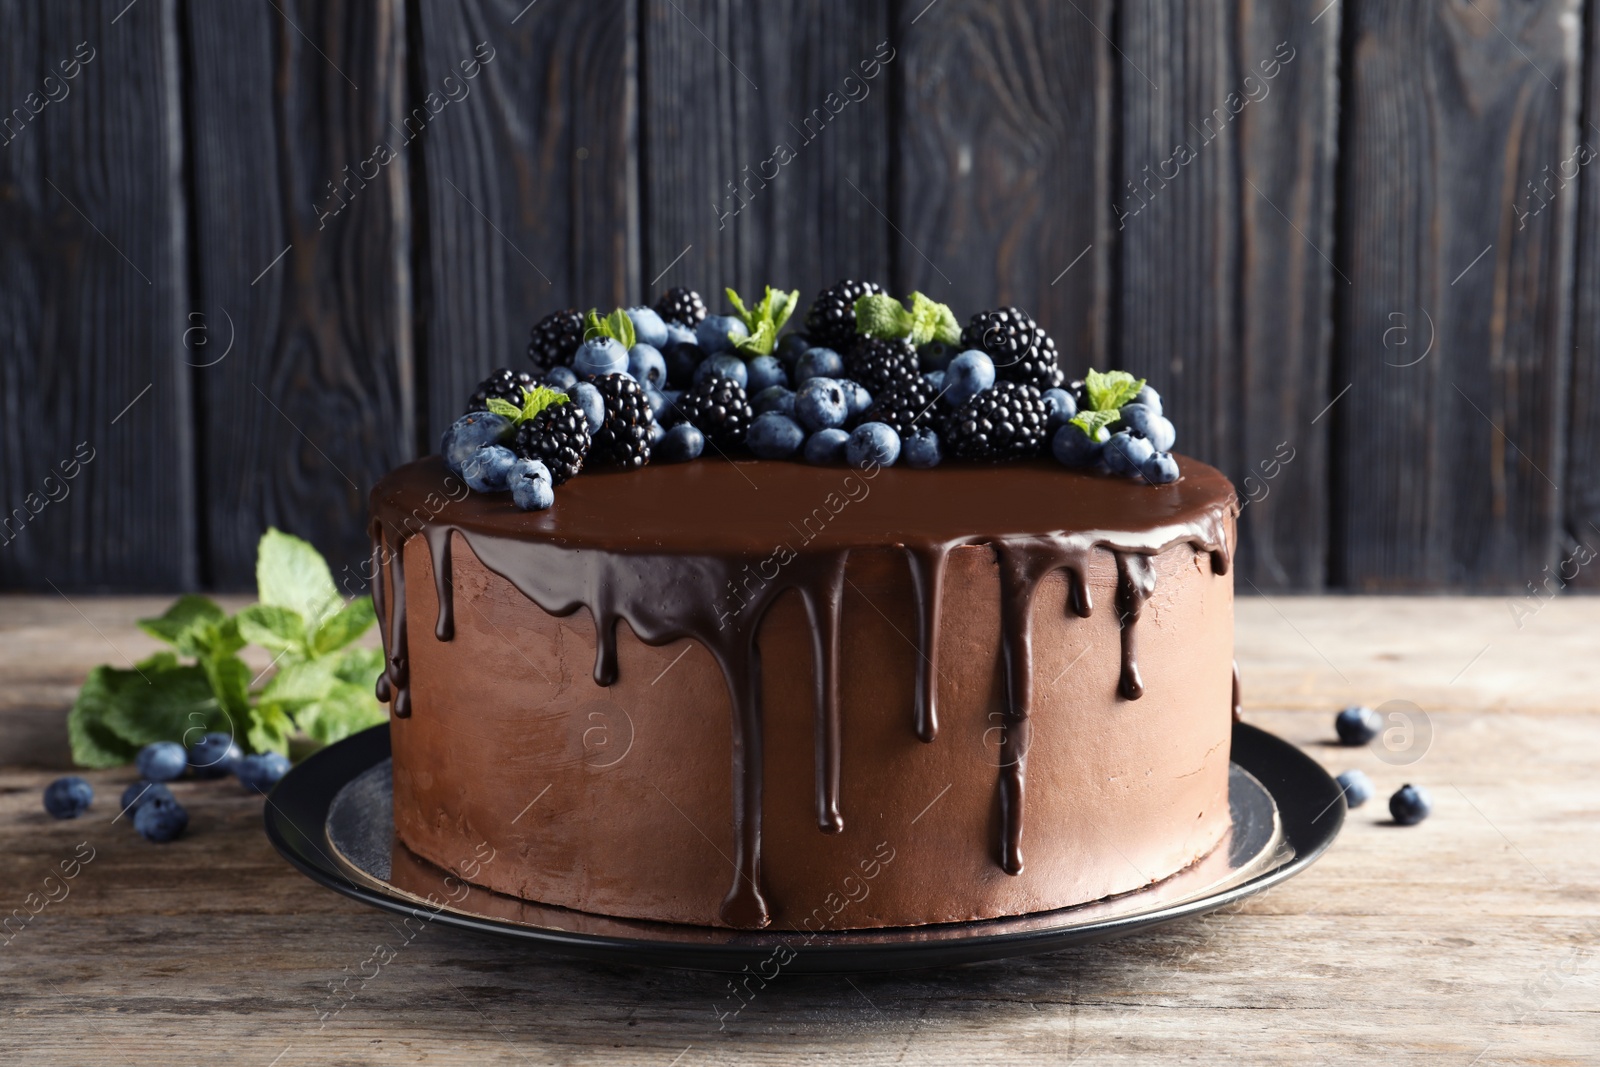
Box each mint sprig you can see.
[485,385,570,425]
[1068,408,1119,441]
[852,291,959,346]
[584,307,637,350]
[1083,369,1146,412]
[67,529,386,768]
[727,286,800,356]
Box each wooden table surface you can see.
[2,594,1596,1065]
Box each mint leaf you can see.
[726,287,801,355]
[247,703,294,756]
[138,595,227,653]
[732,319,777,356]
[260,656,337,706]
[1084,369,1146,412]
[853,293,913,339]
[68,659,230,768]
[333,646,384,687]
[770,289,800,333]
[202,653,252,722]
[606,308,636,350]
[725,287,751,324]
[236,603,308,656]
[1069,409,1119,441]
[312,596,376,655]
[257,529,341,630]
[485,397,522,419]
[296,680,386,745]
[905,292,958,346]
[518,385,569,421]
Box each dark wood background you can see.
[1,0,1595,595]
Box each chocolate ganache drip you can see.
[371,457,1236,928]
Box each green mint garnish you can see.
[853,291,958,345]
[726,285,800,356]
[1069,409,1119,441]
[584,307,637,350]
[486,385,569,425]
[67,529,386,766]
[1084,368,1146,412]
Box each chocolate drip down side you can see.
[370,458,1237,927]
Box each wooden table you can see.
[2,594,1595,1065]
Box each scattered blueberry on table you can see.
[134,795,189,842]
[1335,769,1374,809]
[135,740,188,782]
[120,780,174,816]
[43,776,93,819]
[1335,705,1381,745]
[235,752,292,794]
[187,732,243,779]
[1389,784,1433,826]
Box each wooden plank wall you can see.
[0,0,1594,595]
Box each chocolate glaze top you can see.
[375,454,1236,552]
[371,454,1238,929]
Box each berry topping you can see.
[587,373,656,470]
[795,346,845,384]
[467,367,538,412]
[527,309,585,373]
[864,377,937,438]
[941,380,1049,462]
[746,412,806,459]
[847,422,901,469]
[654,286,708,328]
[960,307,1063,390]
[679,375,754,447]
[511,400,591,486]
[805,279,883,350]
[845,336,921,395]
[656,423,706,463]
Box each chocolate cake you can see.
[368,284,1239,931]
[370,454,1237,930]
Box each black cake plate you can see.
[264,721,1343,973]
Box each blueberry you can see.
[648,421,666,446]
[696,314,748,355]
[643,388,672,424]
[572,337,629,378]
[43,776,93,819]
[235,752,292,794]
[902,427,942,469]
[656,423,705,463]
[1052,422,1105,467]
[746,355,788,395]
[840,379,873,421]
[662,322,697,353]
[134,796,189,842]
[1142,451,1181,485]
[656,389,685,427]
[508,459,555,511]
[625,306,669,349]
[746,412,805,459]
[924,370,946,393]
[847,422,900,469]
[693,352,749,390]
[943,350,996,408]
[918,340,956,372]
[120,780,174,815]
[795,377,849,432]
[1335,770,1374,809]
[627,343,668,390]
[776,333,812,363]
[795,347,845,383]
[665,342,706,388]
[569,381,605,433]
[440,411,513,475]
[1388,784,1432,825]
[803,428,851,466]
[753,385,796,419]
[1335,705,1381,746]
[1042,388,1078,430]
[187,731,242,779]
[1117,402,1176,451]
[1103,431,1155,477]
[543,365,579,391]
[135,740,187,783]
[462,444,519,493]
[1135,384,1162,415]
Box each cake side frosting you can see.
[372,455,1237,929]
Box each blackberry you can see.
[960,307,1064,391]
[588,373,655,470]
[653,287,707,328]
[845,336,921,395]
[941,380,1049,462]
[864,377,937,438]
[805,279,883,350]
[467,367,537,412]
[511,401,591,485]
[527,309,585,374]
[679,375,754,447]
